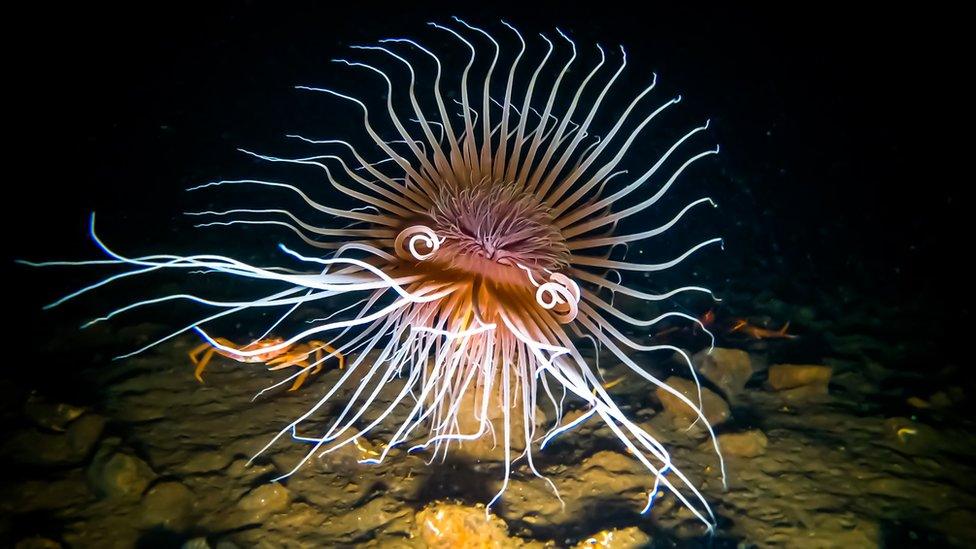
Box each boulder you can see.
[655,377,730,428]
[767,364,832,391]
[694,348,753,398]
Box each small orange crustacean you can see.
[728,319,797,340]
[189,337,344,391]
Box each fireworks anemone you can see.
[26,18,727,531]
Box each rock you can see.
[646,490,676,519]
[946,385,965,403]
[713,430,768,457]
[767,364,832,391]
[824,333,888,357]
[908,388,964,410]
[572,526,650,548]
[582,450,643,474]
[0,414,104,467]
[655,377,730,428]
[928,391,953,408]
[323,496,409,539]
[317,427,381,468]
[177,451,234,474]
[549,408,597,440]
[1,431,70,466]
[181,538,211,549]
[65,414,106,458]
[413,502,517,548]
[940,508,976,547]
[140,482,195,530]
[328,496,410,538]
[23,394,86,432]
[561,407,595,426]
[270,502,328,532]
[882,417,943,455]
[237,483,291,523]
[14,537,62,549]
[501,449,650,529]
[447,381,546,462]
[772,383,831,402]
[906,396,931,409]
[87,438,156,499]
[672,519,711,539]
[694,348,753,398]
[830,369,878,397]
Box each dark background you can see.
[6,2,964,374]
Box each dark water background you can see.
[3,1,968,546]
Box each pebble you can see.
[237,483,291,523]
[65,414,106,458]
[87,438,156,499]
[0,414,104,467]
[139,481,195,530]
[694,348,754,398]
[655,376,730,427]
[14,537,62,549]
[714,430,768,457]
[767,364,832,391]
[23,394,86,432]
[181,538,211,549]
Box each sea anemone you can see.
[26,18,726,531]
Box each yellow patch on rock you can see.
[767,364,832,390]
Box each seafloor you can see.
[2,290,974,548]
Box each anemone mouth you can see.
[429,179,570,274]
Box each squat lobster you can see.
[189,337,344,391]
